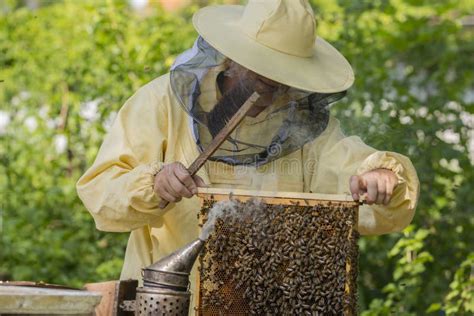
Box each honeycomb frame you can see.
[196,188,360,316]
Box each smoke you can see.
[199,198,264,240]
[200,200,238,240]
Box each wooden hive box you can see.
[196,188,360,316]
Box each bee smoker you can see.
[134,238,205,315]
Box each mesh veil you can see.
[170,37,346,166]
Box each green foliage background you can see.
[1,0,473,314]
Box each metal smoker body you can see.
[135,239,205,315]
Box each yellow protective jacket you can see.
[76,70,419,312]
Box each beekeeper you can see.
[77,0,419,308]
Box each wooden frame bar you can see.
[197,187,361,207]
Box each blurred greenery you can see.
[1,0,473,314]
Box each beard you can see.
[206,77,254,138]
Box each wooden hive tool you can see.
[159,92,260,209]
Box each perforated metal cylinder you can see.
[135,287,189,316]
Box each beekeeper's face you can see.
[224,61,289,116]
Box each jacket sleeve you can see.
[304,117,420,235]
[76,80,170,232]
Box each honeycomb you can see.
[197,197,359,316]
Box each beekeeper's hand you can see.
[350,169,398,205]
[154,162,206,203]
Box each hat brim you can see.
[193,5,354,93]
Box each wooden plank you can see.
[84,281,117,316]
[197,187,360,206]
[0,285,101,314]
[202,195,358,207]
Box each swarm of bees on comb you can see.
[197,196,359,316]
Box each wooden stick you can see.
[159,92,260,209]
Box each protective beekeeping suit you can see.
[76,0,419,313]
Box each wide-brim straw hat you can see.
[193,0,354,93]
